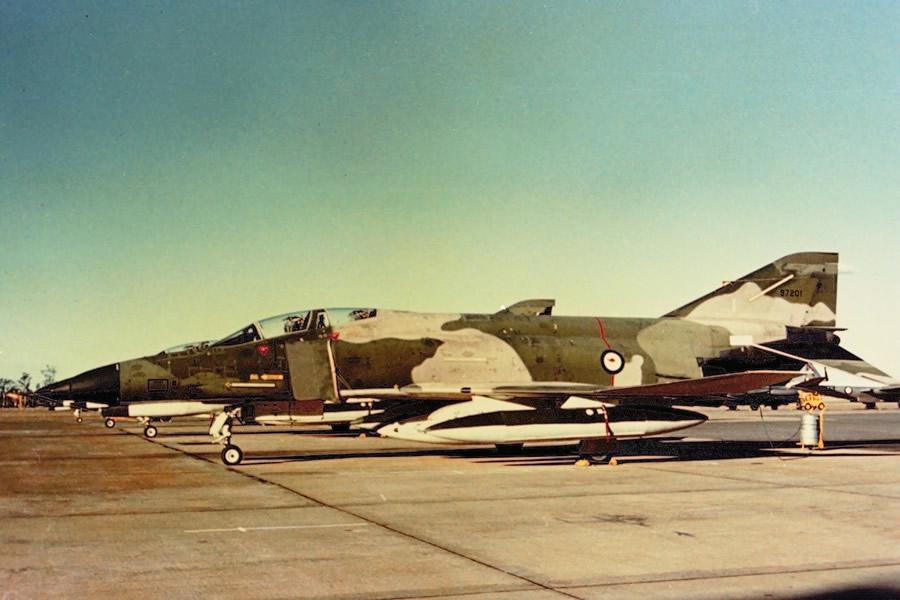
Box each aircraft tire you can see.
[817,402,826,411]
[803,402,813,411]
[749,403,759,411]
[104,418,116,429]
[864,403,876,410]
[772,405,779,411]
[144,425,158,438]
[222,444,243,466]
[76,417,83,423]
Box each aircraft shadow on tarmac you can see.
[464,438,900,467]
[179,437,900,466]
[788,587,900,600]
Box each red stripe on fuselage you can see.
[595,318,612,349]
[595,317,615,386]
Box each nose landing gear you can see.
[210,408,244,466]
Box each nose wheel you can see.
[221,444,244,466]
[144,425,158,438]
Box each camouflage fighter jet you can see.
[37,252,887,465]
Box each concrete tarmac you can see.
[1,405,899,599]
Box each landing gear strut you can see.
[74,408,83,424]
[210,408,243,466]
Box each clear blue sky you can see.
[2,1,898,381]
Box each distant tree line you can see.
[0,366,55,408]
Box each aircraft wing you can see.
[587,370,802,399]
[341,370,800,404]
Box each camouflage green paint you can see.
[44,252,885,419]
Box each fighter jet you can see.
[38,252,883,466]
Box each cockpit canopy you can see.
[211,308,377,347]
[163,340,213,354]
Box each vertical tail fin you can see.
[664,252,838,327]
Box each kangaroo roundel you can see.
[601,349,625,375]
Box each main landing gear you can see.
[136,417,158,438]
[576,437,619,466]
[74,408,83,424]
[210,408,244,466]
[104,417,116,429]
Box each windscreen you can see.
[212,324,261,347]
[164,340,212,354]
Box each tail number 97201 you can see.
[779,289,803,298]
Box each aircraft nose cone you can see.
[37,364,120,404]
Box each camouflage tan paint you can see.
[41,252,890,416]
